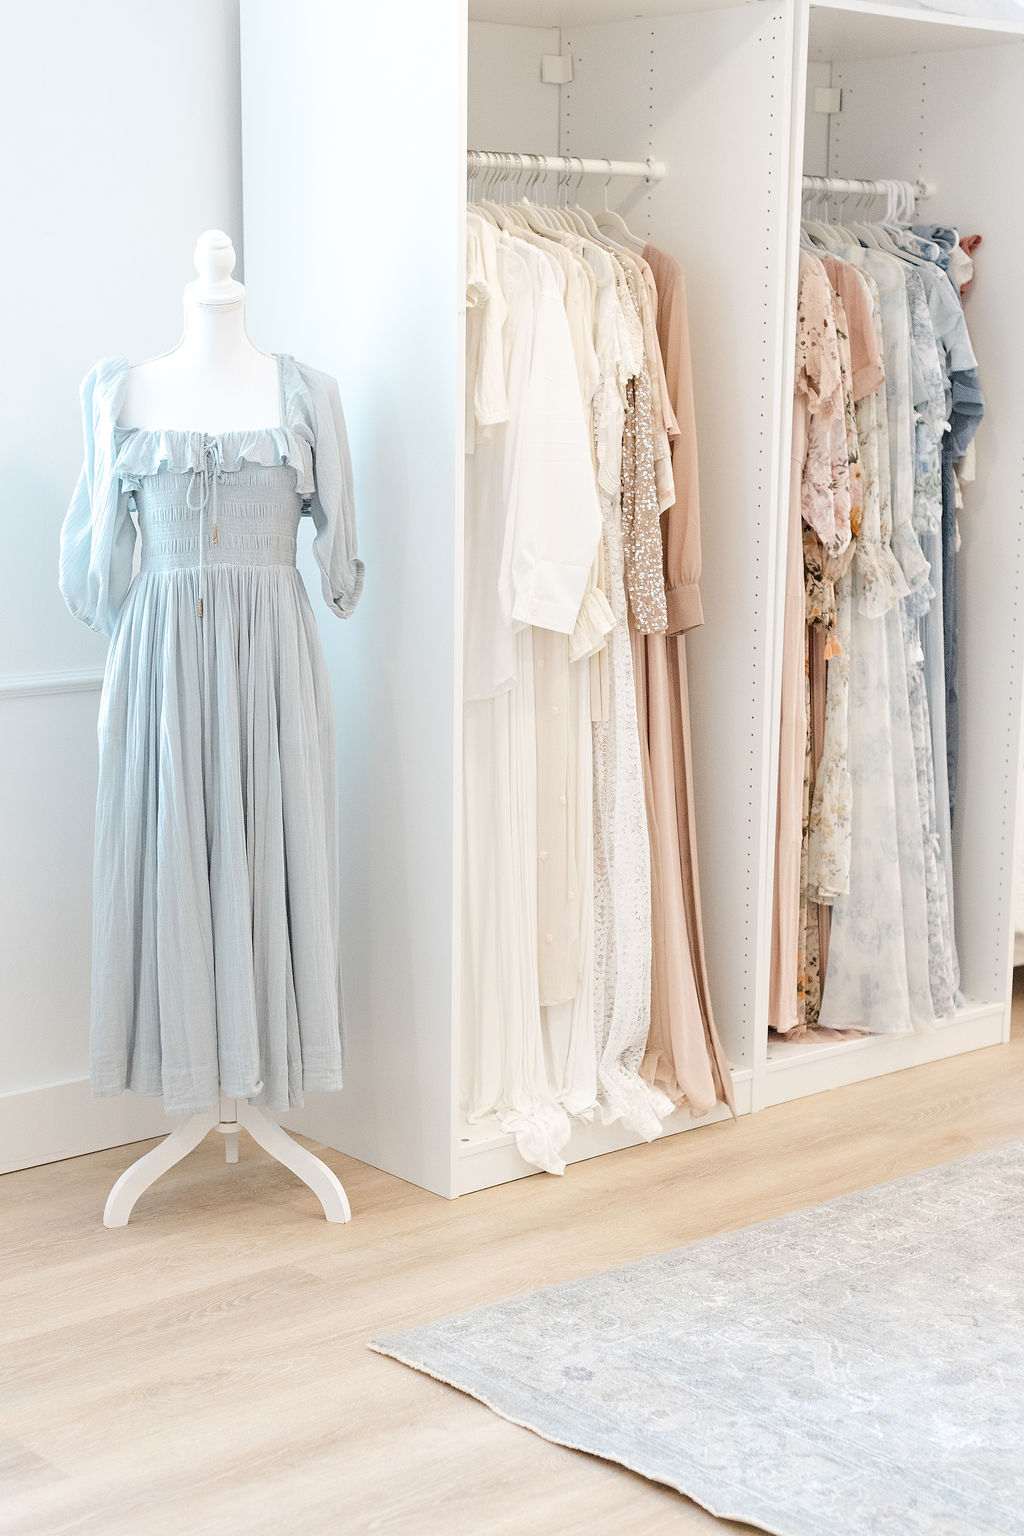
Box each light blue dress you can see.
[59,353,364,1115]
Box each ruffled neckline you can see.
[98,353,316,497]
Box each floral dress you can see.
[817,261,935,1033]
[797,271,851,1027]
[902,268,959,1017]
[772,253,842,1033]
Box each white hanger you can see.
[501,154,541,233]
[559,161,591,236]
[593,159,646,252]
[510,155,565,235]
[546,159,579,233]
[569,159,606,241]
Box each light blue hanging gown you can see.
[58,353,364,1115]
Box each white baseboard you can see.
[0,1078,171,1176]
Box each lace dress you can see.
[58,354,364,1114]
[797,274,852,1026]
[589,257,664,1138]
[806,258,882,924]
[772,252,842,1033]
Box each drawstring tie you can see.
[185,434,223,620]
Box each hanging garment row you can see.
[462,160,733,1173]
[771,178,984,1039]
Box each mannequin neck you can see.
[117,266,280,432]
[177,294,261,368]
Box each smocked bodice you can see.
[59,353,364,636]
[136,464,303,575]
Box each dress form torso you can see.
[117,229,279,433]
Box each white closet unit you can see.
[239,0,1024,1198]
[770,1,1024,1109]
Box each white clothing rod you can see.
[802,174,936,200]
[468,150,666,183]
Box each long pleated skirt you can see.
[89,466,344,1115]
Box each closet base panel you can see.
[759,1002,1007,1108]
[456,1071,754,1195]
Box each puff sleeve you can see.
[58,361,137,637]
[296,362,364,619]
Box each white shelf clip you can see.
[541,53,573,84]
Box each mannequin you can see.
[101,229,351,1229]
[118,229,279,433]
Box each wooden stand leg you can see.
[102,1098,352,1227]
[103,1109,219,1228]
[235,1102,352,1223]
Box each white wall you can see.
[552,3,797,1076]
[0,0,244,1171]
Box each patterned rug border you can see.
[369,1139,1024,1536]
[367,1335,791,1533]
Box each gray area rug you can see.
[371,1140,1024,1536]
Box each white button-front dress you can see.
[58,353,363,1115]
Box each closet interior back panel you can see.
[461,3,788,1183]
[465,0,804,1099]
[468,22,562,151]
[551,2,797,1072]
[808,15,1024,1014]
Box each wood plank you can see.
[0,994,1021,1536]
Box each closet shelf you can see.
[762,1005,1007,1108]
[469,1,764,27]
[459,1070,754,1156]
[809,1,1024,63]
[766,1001,1006,1066]
[470,0,1024,46]
[457,1075,754,1195]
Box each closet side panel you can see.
[830,42,1024,1015]
[561,3,796,1070]
[240,0,465,1196]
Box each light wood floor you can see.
[4,995,1024,1536]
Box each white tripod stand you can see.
[103,1096,351,1227]
[102,229,352,1229]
